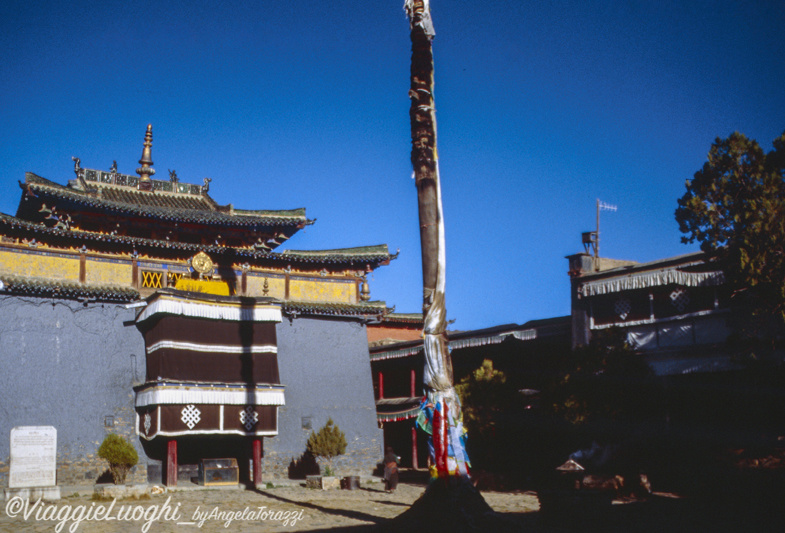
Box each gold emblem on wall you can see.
[177,252,229,296]
[191,251,214,278]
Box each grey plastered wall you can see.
[0,295,147,486]
[268,316,383,478]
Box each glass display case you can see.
[198,458,239,486]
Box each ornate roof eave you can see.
[0,274,139,303]
[0,213,394,268]
[379,312,424,325]
[281,300,390,321]
[232,207,315,228]
[20,173,310,229]
[280,245,399,266]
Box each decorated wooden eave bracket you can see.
[19,181,37,200]
[378,248,400,267]
[37,203,72,230]
[254,238,272,251]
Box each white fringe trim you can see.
[136,386,285,407]
[136,296,282,323]
[146,340,278,355]
[138,429,279,440]
[580,270,725,297]
[370,345,423,361]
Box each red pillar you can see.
[411,425,419,470]
[378,372,384,399]
[165,439,177,487]
[410,369,419,469]
[252,438,263,488]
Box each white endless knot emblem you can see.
[181,404,201,429]
[614,298,632,320]
[240,406,259,431]
[670,289,690,313]
[143,413,152,435]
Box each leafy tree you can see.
[97,433,138,484]
[306,418,347,476]
[675,131,785,349]
[455,359,521,472]
[456,359,516,436]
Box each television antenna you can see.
[582,199,617,271]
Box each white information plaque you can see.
[9,426,57,488]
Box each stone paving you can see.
[0,479,540,533]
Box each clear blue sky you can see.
[1,1,783,330]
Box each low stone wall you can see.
[262,436,382,480]
[57,460,147,486]
[93,483,152,500]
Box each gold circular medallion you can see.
[191,251,213,275]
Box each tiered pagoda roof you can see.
[18,173,310,231]
[13,125,316,252]
[0,125,398,320]
[0,211,396,269]
[5,124,398,270]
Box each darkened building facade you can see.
[369,248,747,468]
[369,318,571,468]
[567,251,734,375]
[566,247,785,467]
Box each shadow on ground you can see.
[532,493,784,533]
[256,467,785,532]
[254,487,387,527]
[299,492,785,533]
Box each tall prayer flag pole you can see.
[405,0,469,478]
[389,4,501,527]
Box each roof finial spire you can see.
[136,124,155,191]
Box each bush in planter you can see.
[98,434,138,485]
[306,418,347,476]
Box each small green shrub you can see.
[306,418,347,476]
[98,434,138,485]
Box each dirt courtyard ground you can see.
[2,473,784,532]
